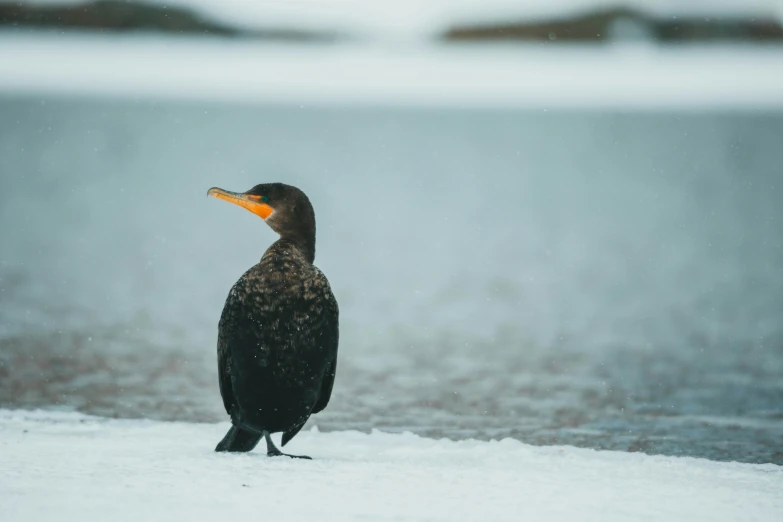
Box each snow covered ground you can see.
[1,410,781,522]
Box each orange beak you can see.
[207,187,274,220]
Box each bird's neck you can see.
[270,235,315,265]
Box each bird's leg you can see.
[264,431,312,460]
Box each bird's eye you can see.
[261,196,269,203]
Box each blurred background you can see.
[1,0,782,464]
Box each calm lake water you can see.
[1,95,781,464]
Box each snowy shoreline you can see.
[1,409,781,521]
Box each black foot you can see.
[264,430,311,459]
[267,449,312,460]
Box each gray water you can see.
[0,96,782,464]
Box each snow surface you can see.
[1,410,781,521]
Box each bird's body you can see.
[209,183,338,457]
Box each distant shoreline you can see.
[0,0,342,42]
[2,32,783,110]
[1,1,782,44]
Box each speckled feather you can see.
[217,238,339,446]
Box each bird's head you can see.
[207,182,315,241]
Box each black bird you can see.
[208,183,339,458]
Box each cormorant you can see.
[207,183,339,459]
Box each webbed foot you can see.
[267,448,312,460]
[264,431,312,459]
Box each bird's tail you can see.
[215,425,263,453]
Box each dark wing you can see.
[281,303,337,446]
[217,334,235,415]
[311,271,339,414]
[216,282,244,416]
[281,270,338,447]
[281,414,309,447]
[312,356,337,414]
